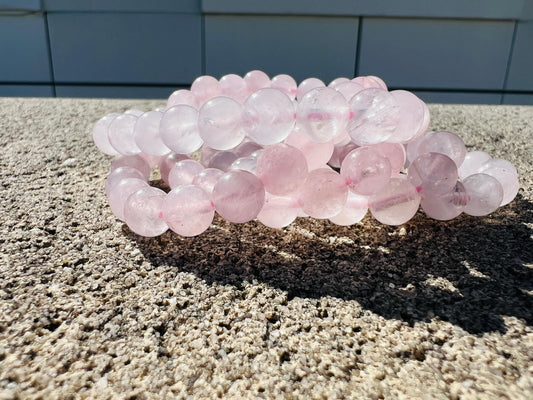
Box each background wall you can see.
[0,0,532,104]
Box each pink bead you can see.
[168,159,204,189]
[134,110,169,156]
[328,77,350,88]
[334,81,364,101]
[284,127,334,171]
[369,175,420,225]
[353,76,387,90]
[244,70,271,92]
[421,181,467,220]
[140,153,162,169]
[160,105,204,155]
[166,89,198,110]
[93,113,120,155]
[257,193,299,228]
[408,153,458,195]
[212,170,265,223]
[220,74,249,103]
[341,146,392,196]
[463,173,503,216]
[192,168,224,193]
[271,74,298,100]
[105,166,146,196]
[348,88,400,145]
[329,142,359,169]
[158,153,189,185]
[372,142,406,175]
[457,151,491,180]
[108,178,149,221]
[125,109,143,117]
[230,157,257,174]
[480,158,518,177]
[207,151,238,171]
[108,114,142,156]
[297,78,325,100]
[198,96,245,150]
[191,75,221,105]
[478,159,519,206]
[417,131,467,167]
[233,140,263,158]
[387,90,426,143]
[299,168,348,219]
[256,143,308,195]
[405,131,432,167]
[163,185,215,236]
[124,187,168,237]
[416,101,431,138]
[243,88,295,145]
[111,155,151,180]
[297,87,350,143]
[329,192,368,226]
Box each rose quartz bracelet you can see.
[93,70,519,237]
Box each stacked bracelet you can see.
[93,70,519,237]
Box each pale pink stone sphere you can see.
[158,153,189,184]
[408,152,458,195]
[212,170,266,223]
[420,181,468,220]
[163,185,215,236]
[417,131,467,167]
[271,74,298,100]
[284,127,334,170]
[256,143,308,195]
[388,90,426,143]
[297,77,325,100]
[372,142,406,175]
[328,77,350,88]
[134,110,169,156]
[458,151,491,180]
[257,193,300,228]
[341,146,392,196]
[160,105,204,154]
[352,76,387,90]
[244,70,271,92]
[108,114,142,156]
[233,141,263,158]
[166,89,198,110]
[334,81,364,101]
[220,74,249,103]
[369,175,421,225]
[198,96,245,151]
[207,151,238,171]
[105,166,146,196]
[111,155,151,180]
[463,173,504,216]
[329,192,368,226]
[478,159,519,206]
[192,168,224,193]
[140,153,162,169]
[243,88,295,145]
[298,168,348,219]
[406,131,432,166]
[348,88,400,146]
[124,187,169,237]
[230,157,258,174]
[168,159,204,189]
[125,109,143,117]
[191,75,221,105]
[108,178,149,221]
[93,113,120,155]
[297,87,350,143]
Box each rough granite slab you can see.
[0,98,532,399]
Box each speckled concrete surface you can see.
[0,98,532,399]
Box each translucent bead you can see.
[158,153,188,185]
[478,159,519,206]
[168,159,204,189]
[256,143,308,195]
[233,140,263,158]
[93,113,120,155]
[416,101,431,138]
[457,151,491,180]
[417,131,466,167]
[369,175,420,225]
[163,185,215,236]
[105,166,146,196]
[212,170,265,223]
[421,181,468,220]
[334,81,364,101]
[207,151,237,171]
[243,88,295,145]
[372,142,406,176]
[405,131,432,167]
[244,70,271,92]
[328,77,350,88]
[166,89,198,110]
[341,146,392,195]
[284,127,334,170]
[257,193,299,228]
[134,110,169,156]
[198,96,245,150]
[230,157,257,174]
[191,75,221,105]
[108,178,149,221]
[387,90,426,143]
[408,153,458,195]
[348,88,400,146]
[192,168,224,193]
[297,87,350,143]
[329,192,368,226]
[140,153,161,169]
[352,76,387,90]
[219,74,249,103]
[125,109,144,117]
[299,168,348,219]
[297,77,325,100]
[108,114,142,156]
[463,173,503,216]
[271,74,298,100]
[111,155,151,180]
[124,187,168,237]
[160,105,204,155]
